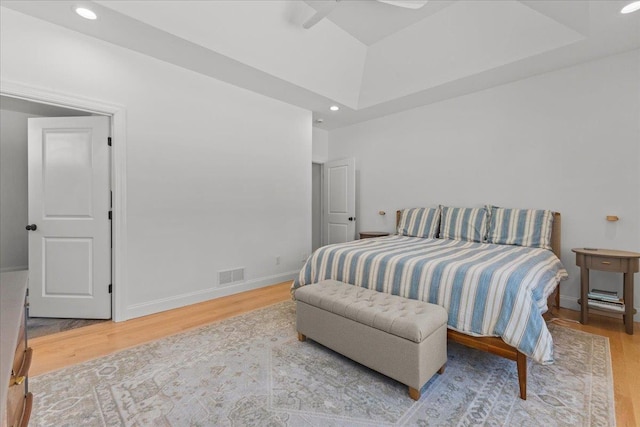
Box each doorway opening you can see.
[1,80,127,323]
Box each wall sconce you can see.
[606,215,619,222]
[378,211,386,216]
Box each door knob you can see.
[348,217,356,221]
[26,224,37,231]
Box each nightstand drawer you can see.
[6,385,31,427]
[12,313,26,377]
[11,347,32,388]
[586,256,622,272]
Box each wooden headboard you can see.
[395,210,561,258]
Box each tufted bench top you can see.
[294,280,447,343]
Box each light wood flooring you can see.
[29,281,639,426]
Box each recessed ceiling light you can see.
[75,7,97,20]
[330,105,339,111]
[621,1,640,14]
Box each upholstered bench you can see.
[294,280,448,400]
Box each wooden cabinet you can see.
[573,248,640,335]
[1,271,33,427]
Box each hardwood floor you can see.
[28,282,293,376]
[29,282,639,426]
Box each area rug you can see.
[30,301,615,426]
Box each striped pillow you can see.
[397,207,440,238]
[439,206,488,242]
[487,206,554,250]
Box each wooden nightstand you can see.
[359,231,390,239]
[572,248,640,334]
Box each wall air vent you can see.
[218,268,245,286]
[232,268,244,282]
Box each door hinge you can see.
[108,137,112,146]
[108,284,112,293]
[108,211,112,220]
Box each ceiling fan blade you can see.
[376,0,428,9]
[303,1,341,29]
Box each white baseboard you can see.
[0,265,28,273]
[559,295,639,322]
[124,271,298,321]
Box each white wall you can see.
[1,8,312,319]
[0,109,32,272]
[312,127,329,163]
[328,49,640,319]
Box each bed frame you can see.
[395,210,562,400]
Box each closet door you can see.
[323,157,356,245]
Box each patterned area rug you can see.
[30,301,615,426]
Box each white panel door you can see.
[323,158,356,245]
[27,116,111,318]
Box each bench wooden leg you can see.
[297,332,306,342]
[408,364,444,401]
[516,351,527,400]
[408,387,420,401]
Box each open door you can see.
[27,116,111,319]
[323,158,356,245]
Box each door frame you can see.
[312,162,324,249]
[1,80,128,321]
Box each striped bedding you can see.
[292,235,568,364]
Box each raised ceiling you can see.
[2,1,639,129]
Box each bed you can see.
[292,206,568,399]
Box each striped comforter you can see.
[292,235,568,364]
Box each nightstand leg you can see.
[624,272,634,335]
[580,264,589,325]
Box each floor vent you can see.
[219,268,245,286]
